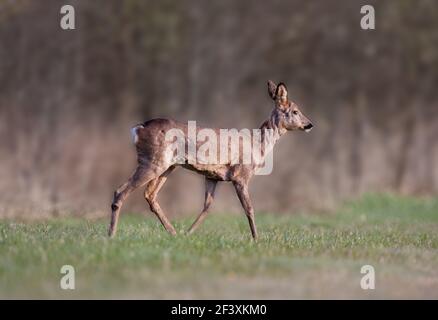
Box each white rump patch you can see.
[130,125,143,144]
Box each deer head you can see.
[268,80,313,132]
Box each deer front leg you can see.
[187,178,218,235]
[233,181,258,240]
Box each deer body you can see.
[108,81,313,239]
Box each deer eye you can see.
[292,110,299,115]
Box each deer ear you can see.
[276,82,288,102]
[267,80,277,100]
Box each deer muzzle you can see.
[303,123,313,132]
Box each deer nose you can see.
[303,123,313,132]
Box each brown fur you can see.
[108,81,313,239]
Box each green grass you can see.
[1,193,437,299]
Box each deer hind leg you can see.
[187,178,218,235]
[108,164,163,237]
[233,181,258,240]
[144,166,177,235]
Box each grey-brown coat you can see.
[108,81,313,239]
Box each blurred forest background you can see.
[0,0,437,218]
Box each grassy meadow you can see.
[0,194,437,299]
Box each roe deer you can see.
[108,80,313,239]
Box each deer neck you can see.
[257,114,286,160]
